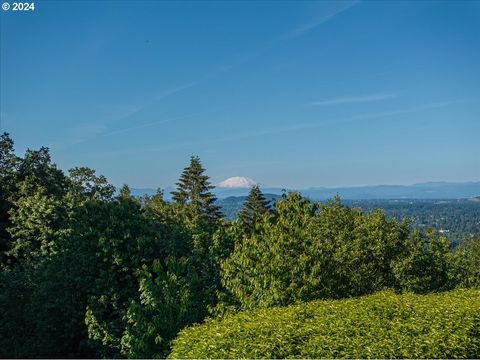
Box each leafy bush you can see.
[453,235,480,288]
[170,289,480,359]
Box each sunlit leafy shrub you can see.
[170,289,480,359]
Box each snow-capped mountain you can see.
[218,176,257,188]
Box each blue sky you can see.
[1,0,479,188]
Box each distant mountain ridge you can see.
[130,181,480,200]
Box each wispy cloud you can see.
[83,98,470,157]
[282,1,359,40]
[50,123,107,149]
[91,121,335,157]
[70,124,107,144]
[101,114,195,137]
[91,2,357,130]
[232,99,470,140]
[206,1,359,80]
[307,92,399,107]
[350,99,470,120]
[99,82,197,123]
[110,82,197,122]
[100,104,146,122]
[65,82,198,147]
[153,82,197,101]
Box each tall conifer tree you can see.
[171,155,222,220]
[238,184,271,235]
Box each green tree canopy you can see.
[452,234,480,288]
[238,184,271,235]
[220,193,448,311]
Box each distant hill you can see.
[297,181,480,200]
[130,181,480,200]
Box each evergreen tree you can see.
[238,185,271,235]
[171,156,222,220]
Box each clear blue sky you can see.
[1,0,479,188]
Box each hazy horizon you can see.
[129,177,480,192]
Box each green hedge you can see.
[170,289,480,359]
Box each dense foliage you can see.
[219,194,455,311]
[219,197,480,246]
[170,289,480,359]
[1,132,479,358]
[346,199,480,247]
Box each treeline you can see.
[346,199,480,246]
[0,133,479,358]
[219,197,480,247]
